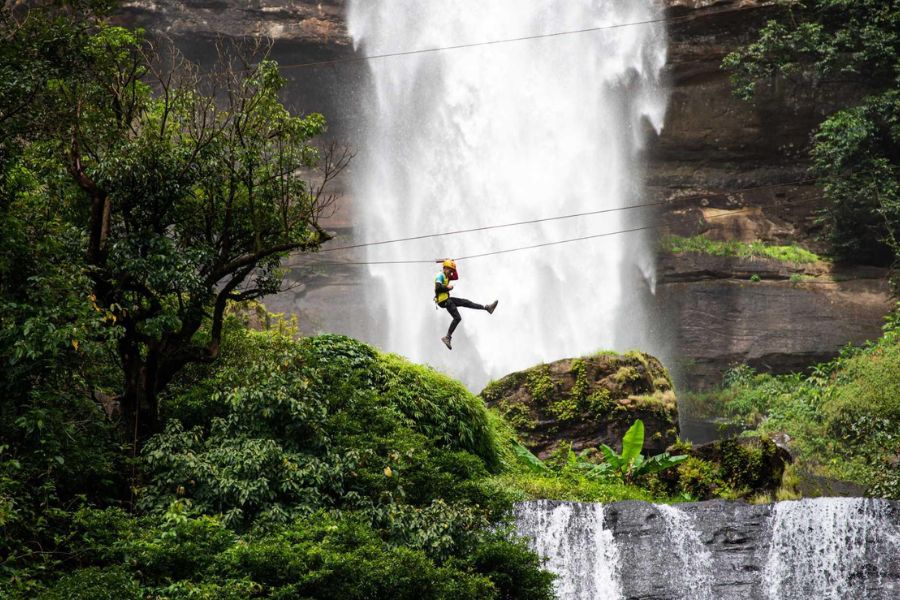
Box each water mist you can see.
[346,0,669,389]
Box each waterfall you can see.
[655,504,715,599]
[513,498,900,599]
[514,500,623,600]
[346,0,669,389]
[763,498,900,600]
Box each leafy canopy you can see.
[1,2,350,442]
[723,0,900,266]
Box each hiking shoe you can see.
[486,300,499,314]
[441,336,452,350]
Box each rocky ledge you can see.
[115,0,351,52]
[658,252,893,389]
[481,352,678,457]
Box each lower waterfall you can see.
[763,498,900,599]
[514,498,900,600]
[655,504,714,600]
[513,500,622,599]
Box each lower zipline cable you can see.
[293,179,822,267]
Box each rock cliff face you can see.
[481,352,678,457]
[113,1,358,133]
[116,1,351,54]
[650,0,894,390]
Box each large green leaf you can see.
[635,453,688,477]
[599,444,624,470]
[512,441,549,473]
[620,419,645,466]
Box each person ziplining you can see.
[434,259,498,350]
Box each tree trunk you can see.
[121,348,161,447]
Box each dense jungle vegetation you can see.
[2,0,899,597]
[683,308,900,501]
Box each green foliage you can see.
[482,413,670,504]
[661,235,823,264]
[695,306,900,498]
[377,352,499,470]
[0,135,124,594]
[723,0,900,266]
[1,2,347,442]
[613,366,640,385]
[38,567,142,600]
[810,91,900,265]
[467,536,556,600]
[548,359,590,421]
[2,327,554,597]
[141,332,502,530]
[668,457,728,501]
[486,470,661,504]
[17,506,553,600]
[525,366,556,405]
[589,420,687,483]
[585,388,613,414]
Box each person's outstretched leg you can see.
[451,297,484,310]
[441,299,462,349]
[454,297,498,314]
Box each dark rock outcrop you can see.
[659,436,790,500]
[650,0,895,390]
[481,353,678,458]
[658,252,893,389]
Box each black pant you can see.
[440,297,485,337]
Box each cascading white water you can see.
[514,498,899,599]
[514,500,623,600]
[346,0,668,388]
[763,497,900,599]
[655,504,715,599]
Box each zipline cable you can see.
[317,199,667,253]
[312,177,819,257]
[271,9,731,73]
[297,201,815,267]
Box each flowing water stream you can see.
[514,498,900,600]
[763,497,900,599]
[514,500,622,599]
[346,0,668,389]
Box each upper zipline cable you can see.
[317,178,817,254]
[317,199,668,253]
[274,13,692,72]
[296,178,820,266]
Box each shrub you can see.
[145,332,502,528]
[38,567,142,600]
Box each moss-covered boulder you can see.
[658,435,791,500]
[480,352,678,459]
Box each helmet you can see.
[442,259,457,271]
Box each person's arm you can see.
[435,274,453,293]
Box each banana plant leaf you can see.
[512,440,550,473]
[620,419,645,466]
[637,453,688,476]
[599,443,625,470]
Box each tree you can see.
[1,2,350,444]
[723,0,900,266]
